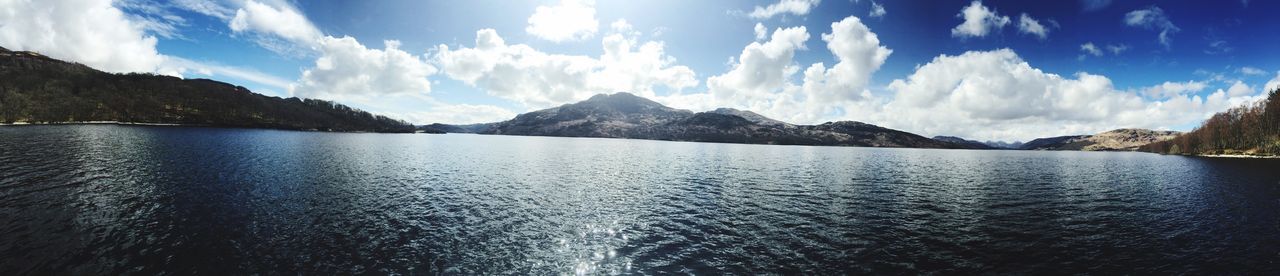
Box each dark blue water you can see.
[1,125,1278,274]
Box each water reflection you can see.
[0,125,1277,274]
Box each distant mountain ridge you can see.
[931,136,997,149]
[0,46,414,132]
[437,92,970,149]
[1020,129,1180,151]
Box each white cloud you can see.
[869,1,886,18]
[1080,0,1112,11]
[1264,72,1280,92]
[526,0,598,43]
[1080,43,1103,57]
[610,19,632,33]
[290,37,437,99]
[1125,6,1179,48]
[173,0,234,20]
[1239,67,1266,76]
[229,0,323,49]
[881,49,1260,142]
[951,1,1010,38]
[1080,42,1129,59]
[1017,13,1050,40]
[434,28,698,108]
[747,0,822,20]
[1224,81,1254,97]
[1106,44,1129,55]
[398,104,519,125]
[1140,80,1207,99]
[116,0,190,39]
[677,16,890,124]
[0,0,167,74]
[754,23,768,40]
[802,16,892,103]
[702,26,809,115]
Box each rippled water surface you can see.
[1,125,1278,274]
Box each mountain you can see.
[1020,129,1180,151]
[485,93,693,137]
[0,46,414,133]
[710,108,790,126]
[1141,88,1280,156]
[418,123,495,134]
[983,140,1024,149]
[932,136,997,149]
[438,92,968,149]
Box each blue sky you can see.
[2,0,1278,142]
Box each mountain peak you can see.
[710,108,788,126]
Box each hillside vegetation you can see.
[0,47,414,133]
[1141,89,1280,156]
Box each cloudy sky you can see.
[2,0,1278,142]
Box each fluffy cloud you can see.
[803,16,892,103]
[881,49,1260,142]
[290,37,436,99]
[1265,72,1280,92]
[434,28,697,108]
[1224,81,1254,97]
[754,23,768,40]
[1016,13,1051,39]
[1124,6,1179,48]
[526,0,598,43]
[951,1,1010,38]
[703,26,809,114]
[747,0,821,20]
[229,0,323,52]
[868,1,886,18]
[1141,81,1207,99]
[0,0,167,73]
[1080,43,1103,57]
[686,16,890,124]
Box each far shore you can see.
[0,121,188,127]
[1195,154,1280,159]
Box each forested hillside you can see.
[1141,89,1280,156]
[0,47,414,133]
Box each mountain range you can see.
[428,92,968,148]
[427,92,1191,152]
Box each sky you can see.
[2,0,1279,142]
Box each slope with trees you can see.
[0,46,414,133]
[1141,89,1280,156]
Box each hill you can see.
[932,136,998,149]
[1020,129,1180,151]
[0,46,414,133]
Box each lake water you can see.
[1,125,1278,274]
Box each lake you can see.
[1,125,1277,274]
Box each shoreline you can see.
[0,121,190,127]
[0,121,416,134]
[1194,154,1280,159]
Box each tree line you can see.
[1141,88,1280,155]
[0,47,415,133]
